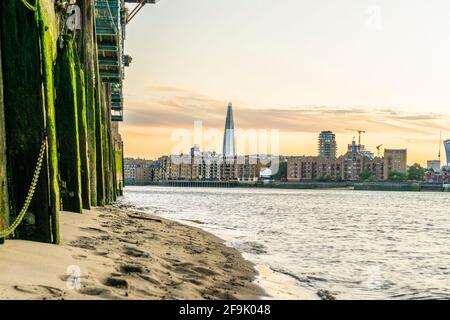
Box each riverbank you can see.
[136,180,450,192]
[0,207,264,299]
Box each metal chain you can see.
[1,0,48,238]
[0,136,46,238]
[20,0,38,12]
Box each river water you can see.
[118,186,450,300]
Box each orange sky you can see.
[120,1,450,167]
[120,84,450,166]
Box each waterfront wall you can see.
[354,182,421,192]
[134,180,447,192]
[0,0,123,244]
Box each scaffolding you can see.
[111,83,123,121]
[95,0,126,121]
[95,0,123,83]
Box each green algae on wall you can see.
[0,35,9,243]
[55,36,83,213]
[1,0,124,244]
[79,0,97,207]
[0,0,56,242]
[75,58,91,210]
[37,0,61,244]
[115,150,123,196]
[95,84,106,206]
[86,74,97,206]
[103,86,113,203]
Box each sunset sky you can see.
[121,0,450,166]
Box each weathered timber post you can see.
[0,35,9,244]
[55,37,83,213]
[81,0,97,206]
[103,84,112,203]
[75,63,91,210]
[0,0,55,242]
[95,83,106,206]
[37,0,61,243]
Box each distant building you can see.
[190,144,201,157]
[287,152,384,182]
[124,158,154,185]
[223,103,236,157]
[360,150,375,160]
[287,138,403,182]
[427,160,441,173]
[425,170,450,184]
[155,148,271,182]
[318,131,337,160]
[347,139,363,154]
[383,149,407,178]
[235,156,261,182]
[445,139,450,167]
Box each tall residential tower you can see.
[318,131,337,160]
[444,139,450,167]
[223,103,236,157]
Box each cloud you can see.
[125,84,450,133]
[121,83,450,162]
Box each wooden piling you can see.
[95,83,106,206]
[54,37,83,213]
[0,0,54,242]
[81,0,97,207]
[102,85,113,203]
[37,0,61,243]
[75,62,91,210]
[0,35,9,244]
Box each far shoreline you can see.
[125,181,450,192]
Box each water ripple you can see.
[119,186,450,300]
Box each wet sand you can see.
[0,206,264,300]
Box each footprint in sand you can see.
[72,254,88,260]
[80,227,108,234]
[192,267,218,276]
[123,247,149,258]
[119,264,144,274]
[79,287,111,296]
[138,274,160,285]
[104,276,129,289]
[13,285,65,298]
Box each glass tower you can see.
[223,103,236,157]
[444,139,450,166]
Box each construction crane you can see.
[345,129,366,146]
[125,0,160,24]
[376,144,383,157]
[438,130,442,163]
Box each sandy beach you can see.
[0,206,265,300]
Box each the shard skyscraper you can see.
[223,103,236,157]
